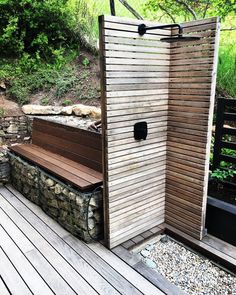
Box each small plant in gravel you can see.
[82,57,90,67]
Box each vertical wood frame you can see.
[166,17,220,239]
[100,15,170,248]
[100,15,220,248]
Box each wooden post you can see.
[212,98,225,170]
[110,0,116,16]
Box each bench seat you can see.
[9,118,103,191]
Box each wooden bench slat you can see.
[29,144,103,180]
[10,145,97,191]
[33,130,102,172]
[21,145,102,185]
[33,118,102,150]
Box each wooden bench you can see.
[10,118,103,191]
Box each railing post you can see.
[212,98,225,170]
[110,0,116,16]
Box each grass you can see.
[217,19,236,98]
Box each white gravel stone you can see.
[141,249,150,258]
[140,235,236,295]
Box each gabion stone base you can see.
[0,149,10,186]
[9,154,103,242]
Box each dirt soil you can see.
[0,95,23,116]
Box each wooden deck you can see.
[0,185,164,295]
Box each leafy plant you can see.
[62,99,72,106]
[0,0,80,58]
[40,98,50,105]
[82,57,90,67]
[211,168,236,181]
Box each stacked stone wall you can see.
[0,116,31,146]
[9,154,103,242]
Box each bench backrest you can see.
[32,118,102,172]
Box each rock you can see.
[160,235,169,243]
[145,259,157,269]
[54,184,63,194]
[46,178,54,187]
[145,244,155,251]
[61,106,73,115]
[22,105,62,115]
[76,195,83,206]
[88,218,95,230]
[141,249,150,258]
[72,104,101,119]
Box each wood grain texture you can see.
[100,15,168,249]
[1,185,165,295]
[166,18,220,240]
[101,15,220,247]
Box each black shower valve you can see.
[134,122,148,140]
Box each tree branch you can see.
[158,4,176,23]
[175,0,197,20]
[203,0,210,18]
[221,28,236,31]
[118,0,143,20]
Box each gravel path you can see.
[140,235,236,295]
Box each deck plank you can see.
[0,276,10,295]
[0,187,123,295]
[5,185,164,295]
[0,208,77,295]
[0,247,31,295]
[0,226,54,295]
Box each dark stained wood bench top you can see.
[10,118,103,191]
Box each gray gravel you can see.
[140,235,236,295]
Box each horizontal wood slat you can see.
[100,14,220,247]
[166,17,220,240]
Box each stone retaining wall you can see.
[0,116,31,146]
[9,154,103,242]
[0,149,10,185]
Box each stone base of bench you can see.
[9,154,103,242]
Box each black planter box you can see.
[206,196,236,246]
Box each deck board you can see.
[0,185,164,295]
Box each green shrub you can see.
[211,168,236,181]
[0,0,79,58]
[40,98,50,105]
[62,99,72,106]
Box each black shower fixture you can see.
[138,23,201,43]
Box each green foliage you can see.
[62,99,72,106]
[144,0,236,22]
[55,68,78,98]
[40,98,50,106]
[0,0,80,58]
[0,107,5,118]
[82,57,90,67]
[211,168,236,181]
[217,19,236,97]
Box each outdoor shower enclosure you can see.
[99,15,220,249]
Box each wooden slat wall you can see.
[166,17,220,239]
[100,15,170,249]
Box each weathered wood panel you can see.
[166,17,220,239]
[101,15,220,247]
[100,15,169,249]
